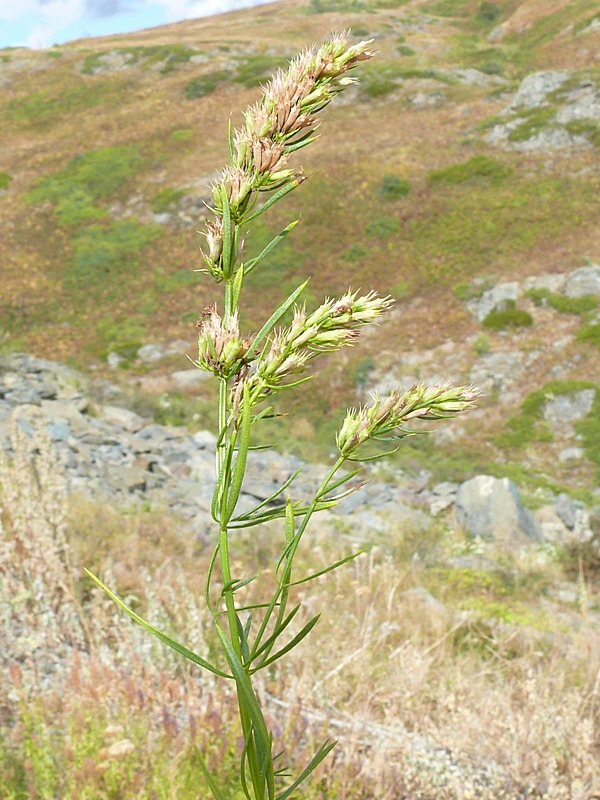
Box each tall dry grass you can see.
[1,408,598,798]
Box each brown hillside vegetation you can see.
[1,4,600,798]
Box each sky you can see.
[0,0,276,50]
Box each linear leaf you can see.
[250,604,300,662]
[245,282,308,362]
[225,386,252,522]
[194,746,228,800]
[85,570,231,678]
[288,550,364,586]
[221,185,233,278]
[316,468,362,498]
[256,614,321,670]
[231,467,302,521]
[244,221,299,277]
[244,181,299,223]
[215,625,272,776]
[277,739,337,800]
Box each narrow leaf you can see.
[85,570,231,679]
[288,550,364,586]
[225,386,252,522]
[244,221,299,277]
[244,181,299,223]
[250,604,301,662]
[194,746,228,800]
[221,185,233,278]
[231,467,302,522]
[277,739,337,800]
[245,282,308,362]
[215,625,272,775]
[316,468,362,499]
[256,614,321,670]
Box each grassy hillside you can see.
[1,0,599,494]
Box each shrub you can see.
[185,71,228,99]
[429,154,512,185]
[342,243,368,263]
[0,172,11,190]
[366,214,401,238]
[482,300,533,329]
[380,174,411,199]
[397,45,416,56]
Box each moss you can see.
[575,390,600,474]
[27,145,142,225]
[380,174,411,199]
[151,187,188,214]
[169,128,193,141]
[66,219,162,296]
[496,380,598,450]
[525,287,598,315]
[507,106,557,142]
[482,300,533,329]
[564,119,600,147]
[577,322,600,350]
[184,71,228,99]
[429,154,512,185]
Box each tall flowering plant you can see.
[88,35,478,799]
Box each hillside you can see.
[1,0,600,498]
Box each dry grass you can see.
[1,411,598,798]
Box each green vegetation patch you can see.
[525,287,598,315]
[151,187,188,214]
[564,119,600,147]
[0,172,11,191]
[366,214,401,238]
[496,380,598,450]
[82,44,199,75]
[5,84,109,125]
[360,62,456,99]
[308,0,409,11]
[429,154,512,185]
[233,54,290,88]
[28,145,142,225]
[482,300,533,329]
[66,219,161,295]
[575,390,600,475]
[577,322,600,350]
[185,70,229,99]
[507,106,558,143]
[380,174,411,199]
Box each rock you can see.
[522,273,567,293]
[172,369,210,388]
[455,475,539,547]
[99,405,146,433]
[106,352,123,369]
[450,68,505,86]
[563,265,600,297]
[558,447,585,462]
[534,505,571,545]
[505,71,570,111]
[466,281,519,321]
[469,351,524,393]
[543,389,595,425]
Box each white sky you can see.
[0,0,277,49]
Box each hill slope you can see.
[1,0,599,496]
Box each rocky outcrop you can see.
[455,475,540,547]
[1,353,596,553]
